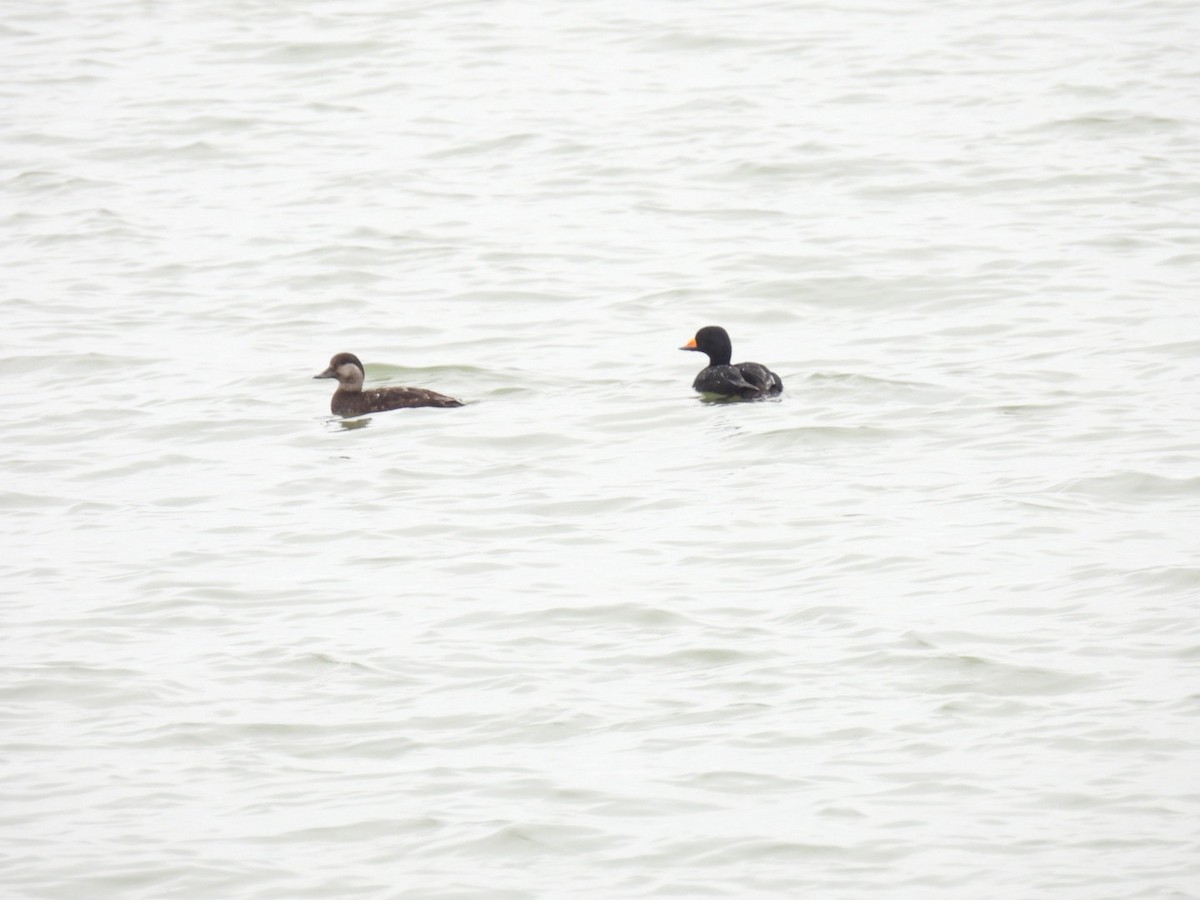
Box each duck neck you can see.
[707,343,732,367]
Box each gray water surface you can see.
[3,1,1199,897]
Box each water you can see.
[3,1,1199,897]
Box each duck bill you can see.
[314,367,337,379]
[679,338,698,351]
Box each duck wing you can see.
[365,387,464,411]
[693,364,760,397]
[734,362,783,397]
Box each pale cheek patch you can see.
[336,363,365,388]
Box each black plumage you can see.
[680,326,783,400]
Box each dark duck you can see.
[314,352,463,416]
[680,326,783,399]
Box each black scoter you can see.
[680,326,783,399]
[314,352,463,416]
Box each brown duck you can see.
[314,352,463,416]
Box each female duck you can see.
[314,352,463,416]
[680,326,783,399]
